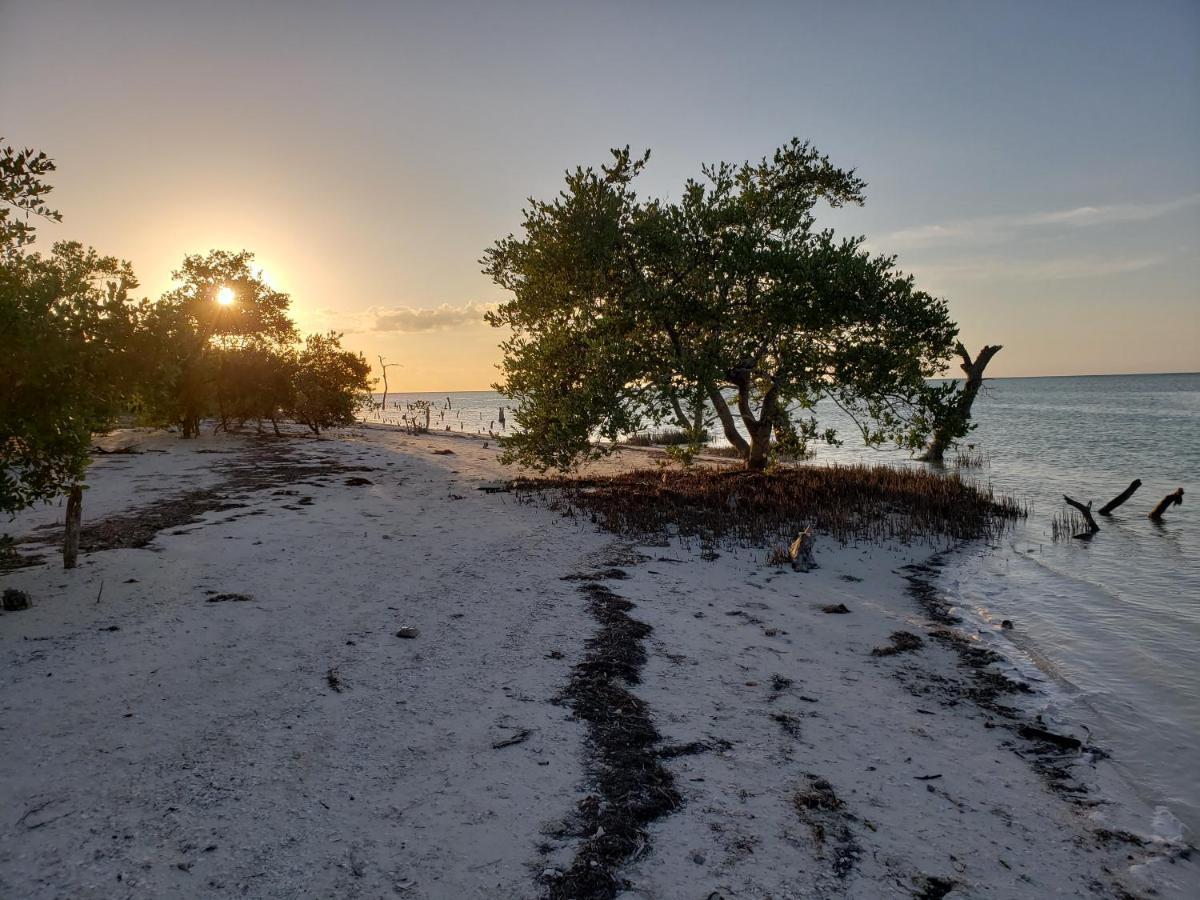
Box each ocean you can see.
[370,373,1200,837]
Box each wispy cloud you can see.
[911,254,1166,283]
[882,194,1200,249]
[369,302,498,332]
[313,301,499,334]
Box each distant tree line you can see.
[1,140,374,531]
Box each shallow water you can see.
[372,374,1200,837]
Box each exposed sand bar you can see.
[0,426,1193,898]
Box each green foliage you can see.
[215,344,298,435]
[484,139,962,471]
[1,241,142,513]
[0,141,61,254]
[290,332,373,435]
[139,250,298,436]
[1,139,142,515]
[2,139,377,523]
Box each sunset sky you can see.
[2,0,1197,389]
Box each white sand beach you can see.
[1,426,1194,899]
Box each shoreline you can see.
[934,540,1200,844]
[1,426,1194,898]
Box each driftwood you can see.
[1062,495,1099,537]
[491,728,533,749]
[1018,724,1082,751]
[1098,479,1142,515]
[789,528,817,571]
[63,485,83,569]
[90,444,142,455]
[1149,488,1184,521]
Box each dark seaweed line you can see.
[29,438,374,556]
[546,579,680,900]
[899,552,1163,894]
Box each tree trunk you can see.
[1149,488,1184,521]
[63,484,83,569]
[378,355,389,413]
[921,342,1003,462]
[665,385,691,433]
[706,384,750,459]
[732,370,779,473]
[1099,479,1142,515]
[378,356,400,418]
[665,384,708,441]
[746,424,772,472]
[689,387,706,440]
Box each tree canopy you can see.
[1,139,374,530]
[484,139,964,471]
[1,241,141,512]
[1,141,141,514]
[138,250,299,437]
[291,332,374,435]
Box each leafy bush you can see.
[290,332,373,435]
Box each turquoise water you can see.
[372,374,1200,836]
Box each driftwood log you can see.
[1062,495,1099,538]
[63,484,83,569]
[789,528,817,572]
[1098,479,1142,515]
[1149,488,1184,521]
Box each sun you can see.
[216,286,235,306]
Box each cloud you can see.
[910,254,1166,283]
[368,302,498,333]
[314,301,500,334]
[882,194,1200,249]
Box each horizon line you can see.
[377,370,1200,394]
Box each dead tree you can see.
[1149,488,1184,521]
[1063,495,1099,538]
[921,342,1003,462]
[377,356,400,414]
[1098,479,1142,515]
[63,484,83,569]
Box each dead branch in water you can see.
[1062,495,1099,538]
[1098,479,1142,516]
[1149,488,1184,521]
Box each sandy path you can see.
[1,425,1193,899]
[1,429,608,898]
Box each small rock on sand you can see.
[395,627,421,639]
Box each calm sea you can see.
[372,374,1200,837]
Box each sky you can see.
[2,0,1197,388]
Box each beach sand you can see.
[1,425,1193,898]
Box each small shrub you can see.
[767,545,791,566]
[625,428,708,447]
